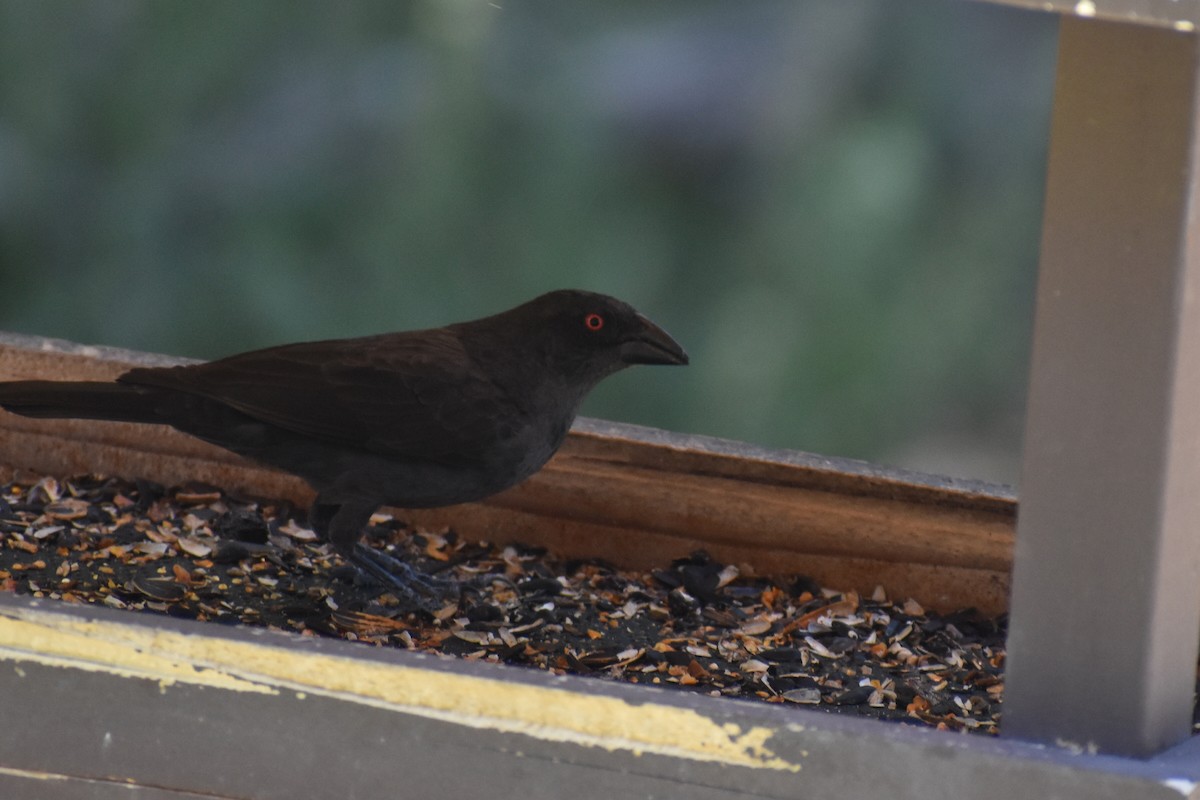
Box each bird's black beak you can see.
[620,314,689,366]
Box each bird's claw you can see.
[350,544,456,610]
[459,573,519,595]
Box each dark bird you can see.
[0,290,687,603]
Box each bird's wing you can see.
[119,330,521,468]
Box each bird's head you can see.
[470,290,688,389]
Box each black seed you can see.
[759,647,806,663]
[215,509,269,543]
[651,569,681,589]
[517,577,561,597]
[328,564,360,583]
[833,686,874,706]
[789,575,822,597]
[824,636,857,655]
[930,699,958,716]
[667,587,700,616]
[465,603,505,624]
[662,650,694,667]
[131,576,187,602]
[679,565,721,603]
[213,541,252,564]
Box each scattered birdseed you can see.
[0,467,1150,736]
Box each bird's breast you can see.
[483,411,572,487]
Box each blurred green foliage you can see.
[0,0,1056,484]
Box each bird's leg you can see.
[311,499,454,607]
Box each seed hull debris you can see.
[0,467,1042,735]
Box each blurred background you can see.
[0,0,1057,485]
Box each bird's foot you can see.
[349,543,456,609]
[459,573,519,595]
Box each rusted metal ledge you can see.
[0,331,1014,614]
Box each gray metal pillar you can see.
[1004,17,1200,756]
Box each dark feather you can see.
[0,380,157,421]
[119,330,522,469]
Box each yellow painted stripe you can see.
[0,605,802,772]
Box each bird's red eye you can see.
[584,313,604,331]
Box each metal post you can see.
[1004,17,1200,756]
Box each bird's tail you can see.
[0,380,160,423]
